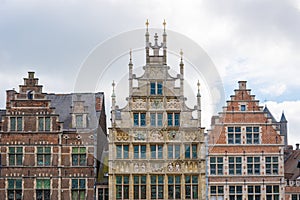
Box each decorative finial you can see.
[112,81,116,97]
[129,49,132,62]
[163,19,166,32]
[180,49,183,61]
[146,19,149,31]
[197,80,201,96]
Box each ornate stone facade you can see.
[108,21,206,199]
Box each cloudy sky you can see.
[0,0,299,147]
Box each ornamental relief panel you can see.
[151,163,164,172]
[166,99,181,110]
[183,161,199,172]
[167,162,181,172]
[150,99,163,109]
[133,131,146,141]
[116,131,129,141]
[149,68,164,79]
[132,99,146,110]
[133,162,146,173]
[167,131,180,140]
[150,130,164,141]
[184,131,198,141]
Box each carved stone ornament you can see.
[134,131,146,141]
[116,131,129,141]
[185,132,197,141]
[151,99,163,109]
[150,130,164,140]
[166,99,181,109]
[168,131,177,140]
[132,99,146,110]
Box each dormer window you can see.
[76,115,83,128]
[150,82,163,95]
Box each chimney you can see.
[296,143,299,150]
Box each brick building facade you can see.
[208,81,286,200]
[0,72,107,200]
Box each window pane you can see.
[123,145,129,159]
[157,82,163,95]
[72,179,78,189]
[150,83,156,95]
[140,113,146,126]
[76,115,83,128]
[174,114,180,126]
[38,118,44,131]
[150,114,156,126]
[185,145,190,159]
[79,179,85,189]
[168,114,172,126]
[17,117,22,131]
[116,146,122,159]
[141,145,146,159]
[134,145,139,159]
[158,145,163,159]
[10,117,16,131]
[133,113,139,126]
[157,114,163,127]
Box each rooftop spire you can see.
[111,81,116,98]
[163,19,166,32]
[197,80,201,97]
[129,49,132,65]
[180,49,183,63]
[145,19,149,32]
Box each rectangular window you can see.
[134,176,146,199]
[72,147,86,166]
[38,117,51,131]
[185,175,198,199]
[10,117,22,131]
[7,179,22,200]
[291,194,300,200]
[246,127,260,144]
[36,179,50,200]
[133,113,146,127]
[151,175,164,199]
[133,145,146,159]
[150,82,163,95]
[150,113,163,127]
[72,179,86,200]
[76,115,83,128]
[241,105,246,111]
[266,185,279,200]
[227,127,241,144]
[210,157,223,175]
[248,185,261,200]
[98,188,109,200]
[116,176,129,199]
[210,186,224,200]
[167,113,180,126]
[247,157,260,175]
[168,175,181,199]
[37,147,51,166]
[185,144,197,159]
[229,186,242,200]
[266,157,278,175]
[229,157,242,175]
[167,144,181,159]
[150,145,163,159]
[116,145,129,159]
[9,147,23,166]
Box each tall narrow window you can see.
[134,176,146,199]
[151,175,164,199]
[167,113,180,126]
[9,147,23,166]
[72,179,86,200]
[116,176,129,199]
[168,175,181,199]
[266,157,278,175]
[72,147,86,166]
[36,179,50,200]
[185,175,198,199]
[76,115,83,128]
[229,157,242,175]
[10,117,16,131]
[7,179,22,200]
[37,147,51,166]
[133,113,146,127]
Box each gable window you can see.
[133,113,146,127]
[9,147,23,166]
[227,127,241,144]
[246,127,260,144]
[241,105,246,111]
[72,179,86,200]
[38,117,51,131]
[36,179,50,200]
[167,113,180,126]
[150,113,163,127]
[150,82,163,95]
[10,117,22,131]
[37,147,51,166]
[7,179,22,200]
[116,145,129,159]
[72,147,86,166]
[76,115,83,128]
